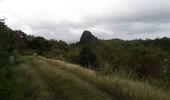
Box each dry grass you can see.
[15,56,111,100]
[15,56,170,100]
[39,56,170,100]
[13,63,55,100]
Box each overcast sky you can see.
[0,0,170,42]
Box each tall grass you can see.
[15,56,111,100]
[14,56,170,100]
[40,56,170,100]
[13,63,56,100]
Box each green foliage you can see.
[27,37,50,55]
[0,51,10,66]
[13,31,28,55]
[96,40,169,81]
[0,30,14,49]
[0,22,17,99]
[79,46,98,68]
[64,38,170,87]
[128,45,165,78]
[58,40,69,51]
[1,21,170,96]
[0,50,16,100]
[66,51,80,64]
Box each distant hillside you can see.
[67,31,170,83]
[0,21,170,88]
[0,20,170,100]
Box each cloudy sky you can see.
[0,0,170,42]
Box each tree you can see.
[58,40,68,51]
[0,17,6,28]
[28,37,50,55]
[79,46,97,68]
[129,45,164,78]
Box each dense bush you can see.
[79,46,98,69]
[0,50,16,100]
[63,39,170,85]
[66,52,80,64]
[27,37,50,55]
[128,45,165,78]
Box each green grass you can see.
[14,56,170,100]
[13,64,55,100]
[14,56,111,100]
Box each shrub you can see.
[0,50,16,100]
[128,45,164,78]
[79,46,98,69]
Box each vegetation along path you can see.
[14,56,170,100]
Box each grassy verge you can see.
[27,57,112,100]
[40,56,170,100]
[12,56,170,100]
[14,56,112,100]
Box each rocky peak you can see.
[80,30,98,44]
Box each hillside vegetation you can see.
[0,20,170,100]
[12,56,169,100]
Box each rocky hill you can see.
[79,30,98,44]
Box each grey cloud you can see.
[25,19,170,42]
[5,0,170,42]
[104,23,170,34]
[82,0,170,26]
[25,21,81,41]
[84,9,170,26]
